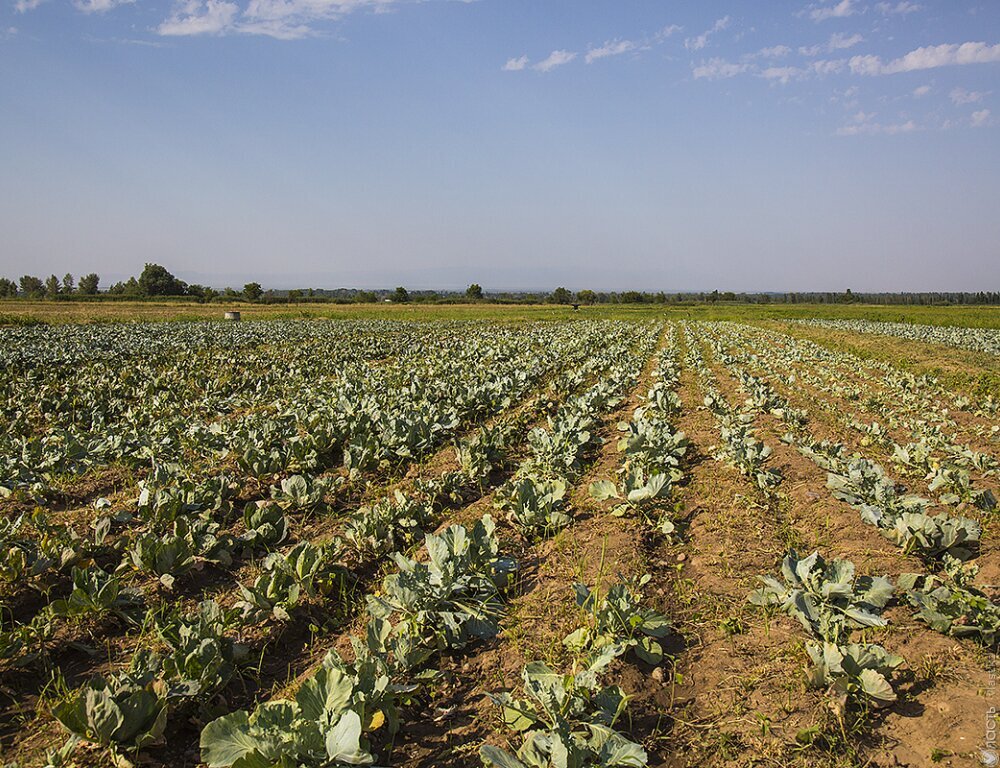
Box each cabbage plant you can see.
[898,557,1000,646]
[52,676,169,752]
[749,551,893,643]
[564,576,671,665]
[200,653,382,768]
[805,642,904,710]
[481,655,646,768]
[497,476,571,539]
[366,515,516,668]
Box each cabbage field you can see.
[0,317,997,768]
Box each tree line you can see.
[1,265,996,306]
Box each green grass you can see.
[776,321,1000,399]
[2,299,999,327]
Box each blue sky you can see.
[1,1,998,292]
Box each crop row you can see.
[692,324,999,652]
[682,324,782,493]
[2,321,665,766]
[1,321,607,498]
[703,322,997,511]
[792,317,1000,357]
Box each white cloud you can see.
[809,0,855,22]
[73,0,134,12]
[585,39,637,64]
[876,1,921,15]
[971,108,991,127]
[912,84,931,97]
[534,49,576,72]
[850,42,1000,75]
[692,57,747,80]
[685,16,730,51]
[848,54,883,75]
[800,32,863,56]
[157,0,427,38]
[757,45,792,58]
[656,24,682,42]
[810,58,847,74]
[158,0,239,35]
[14,0,46,12]
[829,84,860,109]
[828,32,863,51]
[509,21,679,72]
[236,19,313,39]
[760,66,802,85]
[950,86,986,104]
[837,116,918,135]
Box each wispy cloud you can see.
[756,45,792,58]
[73,0,134,12]
[655,24,682,42]
[158,0,239,36]
[876,1,921,15]
[850,42,1000,75]
[808,0,855,22]
[912,84,931,97]
[506,21,680,72]
[971,108,992,127]
[157,0,439,39]
[692,57,747,80]
[534,49,576,72]
[503,55,529,72]
[760,66,802,85]
[585,38,637,64]
[14,0,47,12]
[810,58,847,74]
[685,16,730,52]
[950,86,987,104]
[800,32,863,56]
[837,111,917,135]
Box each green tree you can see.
[138,263,187,296]
[288,289,303,303]
[576,289,597,305]
[549,287,574,304]
[78,273,100,295]
[243,282,263,301]
[45,275,61,298]
[466,283,483,300]
[393,286,410,303]
[187,284,214,302]
[0,278,17,297]
[62,273,75,294]
[19,275,44,297]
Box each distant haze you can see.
[1,1,999,292]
